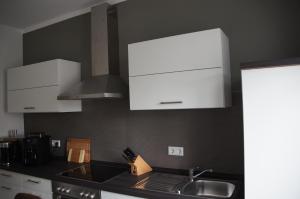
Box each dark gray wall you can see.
[23,0,300,175]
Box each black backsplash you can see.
[23,0,300,175]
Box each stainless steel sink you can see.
[180,180,235,198]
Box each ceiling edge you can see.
[23,0,127,34]
[0,24,23,34]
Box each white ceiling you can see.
[0,0,126,32]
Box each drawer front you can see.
[101,191,145,199]
[0,170,23,186]
[7,86,59,113]
[22,175,52,194]
[129,29,224,76]
[7,60,58,90]
[129,68,226,110]
[0,183,20,199]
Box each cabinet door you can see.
[7,60,58,91]
[0,170,23,186]
[0,184,20,199]
[129,68,227,110]
[101,191,145,199]
[22,175,52,194]
[7,86,60,113]
[129,29,226,76]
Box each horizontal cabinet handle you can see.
[160,101,183,105]
[1,186,12,191]
[24,106,35,110]
[27,179,41,184]
[0,173,12,177]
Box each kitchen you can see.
[0,0,300,199]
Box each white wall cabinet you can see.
[128,28,231,110]
[7,59,82,113]
[101,191,145,199]
[130,68,228,110]
[0,169,52,199]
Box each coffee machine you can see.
[0,139,21,166]
[23,133,51,166]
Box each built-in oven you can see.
[53,181,100,199]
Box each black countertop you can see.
[102,172,243,199]
[0,158,79,180]
[0,159,243,199]
[0,159,109,189]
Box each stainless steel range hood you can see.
[58,3,127,100]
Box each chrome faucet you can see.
[189,167,213,182]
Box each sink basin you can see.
[180,180,235,198]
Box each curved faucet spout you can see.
[189,168,213,182]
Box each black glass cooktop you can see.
[60,162,127,183]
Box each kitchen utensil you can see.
[123,147,137,162]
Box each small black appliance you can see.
[0,139,21,166]
[23,133,51,166]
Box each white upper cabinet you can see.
[7,59,82,113]
[128,28,231,110]
[7,60,58,91]
[129,28,226,76]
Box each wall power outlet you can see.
[52,140,61,148]
[168,146,184,156]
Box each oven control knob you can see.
[90,193,96,199]
[85,193,90,197]
[80,192,85,197]
[56,187,62,191]
[66,188,71,193]
[61,188,66,192]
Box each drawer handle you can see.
[1,186,11,191]
[27,179,41,184]
[24,107,35,110]
[0,173,12,177]
[160,101,183,105]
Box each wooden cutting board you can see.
[67,138,91,163]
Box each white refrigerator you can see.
[242,61,300,199]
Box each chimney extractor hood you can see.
[58,4,127,100]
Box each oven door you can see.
[53,193,78,199]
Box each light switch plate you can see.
[168,146,184,156]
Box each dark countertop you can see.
[0,158,80,179]
[0,159,243,199]
[0,158,107,189]
[102,172,243,199]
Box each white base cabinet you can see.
[101,191,145,199]
[7,59,82,113]
[0,169,52,199]
[0,183,20,199]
